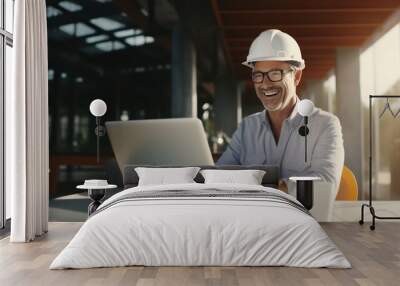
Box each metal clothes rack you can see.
[360,95,400,230]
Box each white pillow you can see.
[200,169,266,185]
[135,167,201,186]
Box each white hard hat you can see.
[242,29,305,70]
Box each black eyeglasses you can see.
[251,69,294,83]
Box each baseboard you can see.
[332,200,400,222]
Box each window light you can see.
[146,36,155,44]
[95,41,126,52]
[86,34,109,44]
[48,69,55,80]
[59,23,96,37]
[58,1,82,12]
[47,6,63,18]
[114,29,142,38]
[125,35,154,47]
[90,17,125,31]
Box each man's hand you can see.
[278,179,288,193]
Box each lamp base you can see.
[88,189,105,215]
[296,180,313,210]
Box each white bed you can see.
[50,183,351,269]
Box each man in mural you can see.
[217,29,344,194]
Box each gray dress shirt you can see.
[217,102,345,190]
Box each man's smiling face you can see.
[252,61,301,113]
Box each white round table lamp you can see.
[298,99,314,117]
[90,99,107,117]
[89,99,107,163]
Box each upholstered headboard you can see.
[123,165,280,189]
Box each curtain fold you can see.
[8,0,49,242]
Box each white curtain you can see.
[6,0,49,242]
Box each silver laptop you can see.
[105,118,215,171]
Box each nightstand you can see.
[77,184,117,215]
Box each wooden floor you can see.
[0,222,399,286]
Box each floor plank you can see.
[0,222,399,286]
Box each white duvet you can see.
[50,183,351,269]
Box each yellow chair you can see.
[336,165,358,200]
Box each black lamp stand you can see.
[94,116,106,163]
[298,116,309,162]
[295,115,314,209]
[296,180,314,210]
